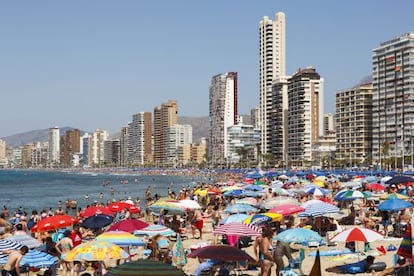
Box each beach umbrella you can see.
[30,214,78,233]
[260,198,299,210]
[243,212,282,225]
[223,203,258,214]
[301,199,325,208]
[272,187,290,196]
[299,201,340,217]
[148,200,186,215]
[220,214,249,224]
[385,176,414,186]
[274,228,323,244]
[107,219,149,233]
[108,202,140,214]
[0,249,59,269]
[134,224,175,237]
[108,259,186,276]
[0,239,22,260]
[177,199,201,210]
[213,222,262,237]
[377,198,414,211]
[244,185,264,191]
[397,224,412,259]
[188,245,255,262]
[96,231,146,247]
[171,235,187,268]
[269,204,305,216]
[235,197,258,206]
[305,186,328,196]
[330,227,384,243]
[379,193,409,200]
[334,190,370,201]
[7,234,42,249]
[366,183,385,191]
[80,206,113,218]
[341,181,362,189]
[64,240,129,262]
[81,214,113,229]
[223,189,244,197]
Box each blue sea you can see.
[0,169,207,214]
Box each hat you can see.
[390,184,397,188]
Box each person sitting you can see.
[373,256,413,276]
[1,246,29,276]
[149,234,170,263]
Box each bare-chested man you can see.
[1,246,29,276]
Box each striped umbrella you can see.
[7,234,42,249]
[299,201,340,217]
[134,225,175,237]
[0,249,59,269]
[305,186,328,196]
[213,222,262,237]
[334,190,370,201]
[0,239,22,259]
[188,245,255,262]
[96,231,146,246]
[148,200,186,215]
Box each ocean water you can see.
[0,169,206,214]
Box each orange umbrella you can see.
[31,215,78,232]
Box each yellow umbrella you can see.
[312,180,325,187]
[243,212,282,225]
[194,189,208,196]
[379,193,409,200]
[64,240,129,261]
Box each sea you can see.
[0,169,209,214]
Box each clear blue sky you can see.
[0,1,413,137]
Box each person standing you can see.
[254,227,274,276]
[55,230,74,276]
[1,246,29,276]
[273,240,293,275]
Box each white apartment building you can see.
[372,32,414,170]
[259,12,286,155]
[91,129,108,167]
[0,139,7,168]
[165,124,192,167]
[287,67,324,167]
[48,126,60,166]
[209,72,238,166]
[227,123,260,165]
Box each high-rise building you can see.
[227,123,260,166]
[209,72,238,167]
[336,83,373,167]
[91,129,108,167]
[323,113,336,136]
[60,129,80,167]
[48,127,60,167]
[153,100,178,166]
[129,112,152,166]
[372,33,414,170]
[287,67,324,166]
[81,133,92,167]
[165,124,192,167]
[0,139,7,168]
[103,139,121,166]
[259,12,286,155]
[120,125,130,167]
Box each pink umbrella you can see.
[107,219,149,233]
[213,223,262,237]
[269,204,305,216]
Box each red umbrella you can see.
[188,245,255,262]
[366,183,385,191]
[330,227,384,243]
[107,219,149,233]
[107,202,140,213]
[268,204,305,216]
[80,206,114,218]
[31,215,78,233]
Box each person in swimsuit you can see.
[1,246,29,276]
[55,230,74,276]
[254,227,274,276]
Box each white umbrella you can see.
[331,227,384,243]
[178,199,201,210]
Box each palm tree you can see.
[235,146,248,167]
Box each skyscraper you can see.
[209,72,238,167]
[287,67,324,166]
[153,100,178,166]
[372,32,414,169]
[48,126,60,167]
[129,112,152,166]
[259,12,286,155]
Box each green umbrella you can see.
[109,259,186,276]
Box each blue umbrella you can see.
[223,189,244,197]
[7,234,42,249]
[244,185,264,191]
[299,202,340,217]
[6,250,58,268]
[274,228,323,245]
[377,198,414,211]
[81,214,113,229]
[223,204,258,214]
[220,214,249,224]
[0,239,22,259]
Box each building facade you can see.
[227,123,260,166]
[48,126,60,167]
[259,12,286,155]
[165,124,192,167]
[153,100,178,166]
[91,130,108,167]
[287,67,324,167]
[60,129,81,167]
[336,83,373,167]
[129,112,152,166]
[372,33,414,170]
[209,72,238,167]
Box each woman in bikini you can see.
[55,230,74,276]
[254,226,274,276]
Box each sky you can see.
[0,1,413,137]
